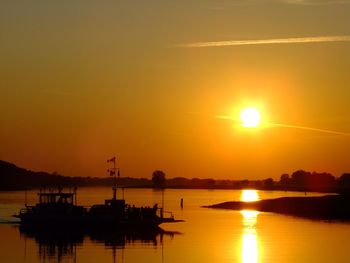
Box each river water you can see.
[0,188,349,263]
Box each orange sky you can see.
[1,1,350,179]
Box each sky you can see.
[1,0,350,180]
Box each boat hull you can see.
[17,214,179,228]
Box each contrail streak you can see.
[215,115,236,120]
[180,35,350,48]
[267,123,350,136]
[215,115,350,136]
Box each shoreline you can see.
[0,186,339,193]
[203,194,350,221]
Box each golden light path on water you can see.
[241,189,260,202]
[240,190,260,263]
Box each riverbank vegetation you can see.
[2,160,350,193]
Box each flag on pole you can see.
[107,157,116,163]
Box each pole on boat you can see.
[74,187,77,205]
[161,187,164,219]
[24,189,27,207]
[108,156,117,200]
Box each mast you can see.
[24,189,27,207]
[107,156,118,200]
[161,188,164,219]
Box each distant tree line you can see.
[3,160,350,193]
[151,170,350,192]
[0,160,151,190]
[278,170,350,193]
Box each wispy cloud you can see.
[269,123,350,136]
[283,0,350,5]
[179,35,350,48]
[206,0,350,10]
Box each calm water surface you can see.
[0,188,349,263]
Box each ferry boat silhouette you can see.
[15,157,182,228]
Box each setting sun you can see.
[240,108,261,128]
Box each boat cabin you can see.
[38,192,76,205]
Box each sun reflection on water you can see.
[241,210,259,263]
[241,190,260,202]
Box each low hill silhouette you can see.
[0,160,150,190]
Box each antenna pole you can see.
[24,189,27,207]
[113,159,116,200]
[108,157,118,200]
[161,188,164,219]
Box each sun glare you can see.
[240,108,261,128]
[240,210,259,263]
[241,190,259,202]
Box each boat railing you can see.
[163,210,174,219]
[19,206,34,215]
[83,206,92,213]
[157,208,174,219]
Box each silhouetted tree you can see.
[289,170,335,191]
[240,180,249,188]
[338,173,350,193]
[152,170,166,188]
[279,173,290,188]
[263,178,274,189]
[206,179,215,188]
